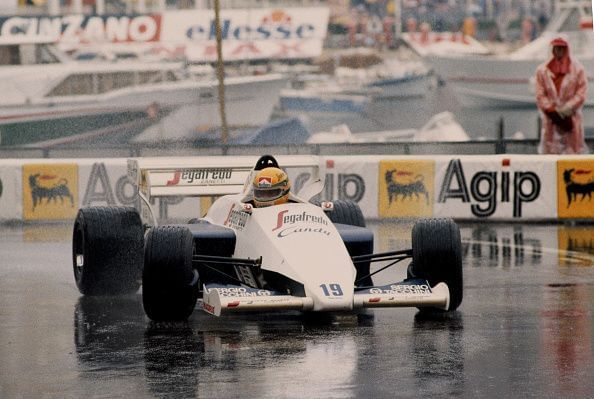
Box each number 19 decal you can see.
[320,283,343,297]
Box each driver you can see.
[252,167,291,207]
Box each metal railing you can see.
[14,0,323,16]
[3,137,592,159]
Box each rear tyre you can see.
[409,218,463,312]
[72,206,144,295]
[142,226,199,321]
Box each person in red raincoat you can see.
[535,37,589,154]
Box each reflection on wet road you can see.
[0,222,592,398]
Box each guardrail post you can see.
[495,116,505,154]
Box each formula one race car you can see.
[72,155,462,321]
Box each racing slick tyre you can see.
[142,226,199,321]
[324,199,366,227]
[72,206,144,296]
[409,218,463,312]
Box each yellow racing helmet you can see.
[252,167,291,207]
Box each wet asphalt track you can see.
[0,221,593,399]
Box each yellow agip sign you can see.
[22,163,78,221]
[378,159,434,218]
[557,159,594,219]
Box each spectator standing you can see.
[535,37,589,154]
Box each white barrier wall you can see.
[77,159,201,222]
[0,160,20,220]
[1,155,593,223]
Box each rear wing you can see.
[127,155,325,224]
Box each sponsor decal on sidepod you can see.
[272,209,331,238]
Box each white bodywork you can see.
[128,155,450,316]
[205,197,356,312]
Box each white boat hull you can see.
[425,54,594,109]
[0,74,286,145]
[366,73,433,99]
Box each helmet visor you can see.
[254,187,285,201]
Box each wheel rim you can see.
[73,222,85,284]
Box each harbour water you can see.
[277,81,543,141]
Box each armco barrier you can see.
[2,155,593,223]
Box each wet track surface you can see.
[1,221,593,398]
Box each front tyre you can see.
[409,218,463,312]
[72,207,144,295]
[142,226,199,321]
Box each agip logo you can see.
[23,164,78,220]
[378,160,434,218]
[557,160,594,219]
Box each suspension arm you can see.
[192,255,262,268]
[351,249,412,264]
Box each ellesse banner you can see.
[161,8,329,61]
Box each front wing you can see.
[201,279,449,316]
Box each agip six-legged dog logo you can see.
[378,160,434,218]
[23,164,78,220]
[28,173,74,211]
[385,169,429,205]
[563,168,594,207]
[556,160,594,219]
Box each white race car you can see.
[72,155,462,321]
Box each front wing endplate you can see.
[202,284,314,316]
[354,279,450,310]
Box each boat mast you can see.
[393,0,402,42]
[214,0,229,144]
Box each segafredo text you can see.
[272,209,331,238]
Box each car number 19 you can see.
[320,283,343,297]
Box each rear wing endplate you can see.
[127,155,325,224]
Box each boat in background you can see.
[418,0,593,109]
[0,36,286,147]
[278,71,371,116]
[306,112,469,143]
[276,50,433,126]
[333,58,433,100]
